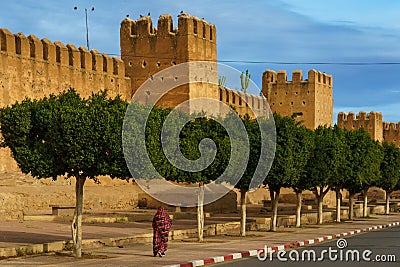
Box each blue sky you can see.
[1,1,399,122]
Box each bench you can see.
[303,199,315,206]
[50,205,76,216]
[262,200,272,207]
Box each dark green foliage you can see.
[343,128,383,195]
[142,107,231,184]
[266,113,301,191]
[306,126,347,193]
[234,114,261,191]
[0,89,131,257]
[290,122,315,193]
[326,126,351,193]
[378,142,400,193]
[0,89,130,181]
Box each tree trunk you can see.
[270,189,280,232]
[71,176,86,258]
[197,183,205,242]
[317,195,324,224]
[295,191,302,227]
[335,189,341,223]
[348,193,355,220]
[362,190,368,217]
[314,186,329,225]
[240,189,247,237]
[385,191,391,215]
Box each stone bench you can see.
[262,200,272,207]
[50,205,75,216]
[303,199,315,205]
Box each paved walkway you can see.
[0,212,399,266]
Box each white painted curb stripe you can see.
[231,253,242,260]
[190,260,204,267]
[213,256,224,263]
[249,250,258,257]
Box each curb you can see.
[0,220,238,258]
[164,221,400,267]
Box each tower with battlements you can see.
[262,69,333,129]
[120,14,218,108]
[383,122,400,147]
[337,111,384,142]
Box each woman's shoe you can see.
[158,252,163,257]
[161,252,165,256]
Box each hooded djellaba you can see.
[152,206,173,257]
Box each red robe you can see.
[152,207,172,256]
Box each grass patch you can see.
[15,247,34,256]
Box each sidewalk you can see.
[1,212,399,266]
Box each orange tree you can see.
[125,104,232,242]
[328,126,351,223]
[289,124,314,227]
[306,125,348,224]
[0,89,130,257]
[265,113,301,231]
[377,142,400,214]
[343,128,383,219]
[230,114,275,236]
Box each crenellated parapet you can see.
[120,13,216,42]
[338,111,400,146]
[0,28,131,109]
[383,122,400,131]
[383,122,400,146]
[337,111,383,141]
[120,14,217,95]
[262,69,333,129]
[338,111,383,122]
[262,69,332,86]
[0,29,125,78]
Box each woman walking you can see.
[152,206,172,257]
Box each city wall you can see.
[0,28,131,172]
[0,13,342,217]
[219,87,269,117]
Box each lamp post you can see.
[74,6,94,50]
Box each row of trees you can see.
[265,113,400,233]
[1,90,400,255]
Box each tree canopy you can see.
[0,89,130,257]
[378,142,400,193]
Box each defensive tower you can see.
[383,122,400,146]
[337,111,383,142]
[120,13,217,99]
[262,69,333,129]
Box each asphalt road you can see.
[215,226,400,266]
